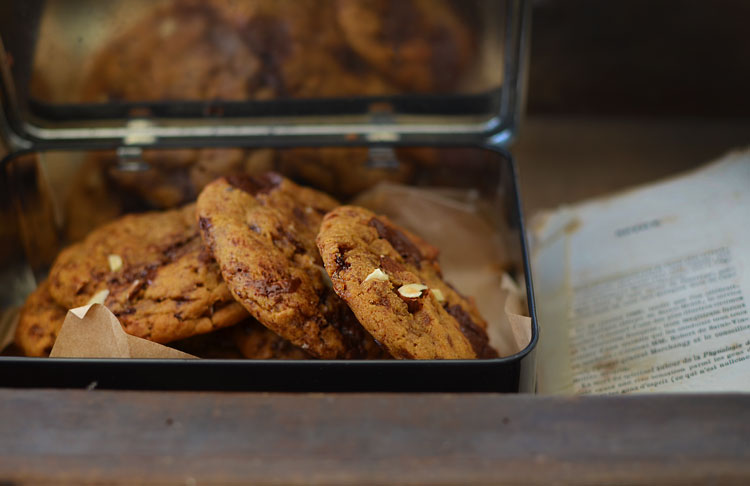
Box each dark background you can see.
[527,0,750,116]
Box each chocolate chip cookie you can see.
[15,280,68,357]
[317,206,498,359]
[48,204,248,343]
[196,173,384,359]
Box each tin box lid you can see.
[0,0,528,151]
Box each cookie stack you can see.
[16,173,497,360]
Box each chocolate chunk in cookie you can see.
[48,204,248,344]
[197,174,385,359]
[317,206,498,359]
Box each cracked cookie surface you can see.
[196,173,385,359]
[48,204,247,343]
[317,205,497,359]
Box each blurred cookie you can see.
[278,147,414,198]
[336,0,474,92]
[167,326,244,359]
[79,0,281,209]
[81,0,395,102]
[65,156,126,242]
[102,148,276,209]
[80,2,263,102]
[206,0,396,98]
[317,206,497,359]
[197,173,384,359]
[170,320,309,359]
[48,204,248,343]
[231,320,310,359]
[14,281,67,357]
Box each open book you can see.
[531,150,750,394]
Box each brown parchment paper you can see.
[50,303,195,359]
[354,183,532,356]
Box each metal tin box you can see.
[0,0,537,392]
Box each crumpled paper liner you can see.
[355,183,533,356]
[499,274,532,354]
[49,303,195,359]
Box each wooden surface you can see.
[2,117,750,485]
[1,389,750,485]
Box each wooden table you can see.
[2,117,749,485]
[2,390,749,485]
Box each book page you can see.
[531,150,750,394]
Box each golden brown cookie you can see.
[14,281,68,357]
[335,0,475,93]
[197,173,384,359]
[48,204,248,343]
[317,206,498,359]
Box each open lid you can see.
[0,0,528,151]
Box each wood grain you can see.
[1,389,749,485]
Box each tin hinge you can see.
[123,119,157,146]
[365,103,400,143]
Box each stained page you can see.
[532,150,750,394]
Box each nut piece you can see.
[86,289,110,306]
[364,268,389,283]
[108,254,123,272]
[431,288,445,303]
[398,283,428,299]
